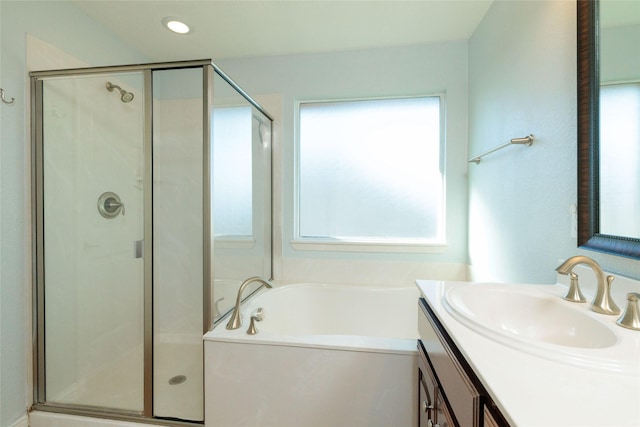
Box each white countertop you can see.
[416,279,640,427]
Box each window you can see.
[296,96,444,250]
[213,106,253,237]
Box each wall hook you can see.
[0,88,15,105]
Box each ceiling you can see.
[71,0,494,61]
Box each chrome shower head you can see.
[120,91,134,103]
[105,81,134,103]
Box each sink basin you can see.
[444,284,617,349]
[440,283,640,374]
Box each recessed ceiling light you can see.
[162,17,191,34]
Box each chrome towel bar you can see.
[468,134,534,164]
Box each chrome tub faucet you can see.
[555,255,620,315]
[226,277,273,330]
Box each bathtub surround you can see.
[205,284,419,427]
[276,257,468,287]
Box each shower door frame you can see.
[30,60,217,425]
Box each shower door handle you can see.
[134,239,144,258]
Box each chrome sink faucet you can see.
[226,277,273,330]
[556,256,620,315]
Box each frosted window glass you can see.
[213,106,253,236]
[298,97,443,242]
[600,83,640,238]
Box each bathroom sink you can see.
[435,282,639,375]
[444,284,617,349]
[440,282,640,374]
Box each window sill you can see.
[290,238,447,253]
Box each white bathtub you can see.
[204,283,419,427]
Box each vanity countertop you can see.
[416,279,640,427]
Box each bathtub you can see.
[204,283,419,427]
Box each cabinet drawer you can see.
[418,299,481,427]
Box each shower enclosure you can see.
[31,60,272,424]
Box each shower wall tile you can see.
[152,96,203,337]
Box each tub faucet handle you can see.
[226,276,273,330]
[247,308,264,335]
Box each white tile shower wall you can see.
[152,96,203,338]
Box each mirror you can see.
[577,0,640,258]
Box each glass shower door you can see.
[40,72,146,412]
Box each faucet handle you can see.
[563,272,586,303]
[247,308,264,335]
[616,293,640,331]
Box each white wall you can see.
[0,2,149,425]
[218,41,471,286]
[468,0,640,283]
[0,0,4,423]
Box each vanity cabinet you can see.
[418,297,510,427]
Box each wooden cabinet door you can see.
[419,377,431,427]
[418,343,436,427]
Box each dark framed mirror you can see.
[577,0,640,259]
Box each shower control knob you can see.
[98,192,125,218]
[106,199,124,215]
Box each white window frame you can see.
[292,95,447,253]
